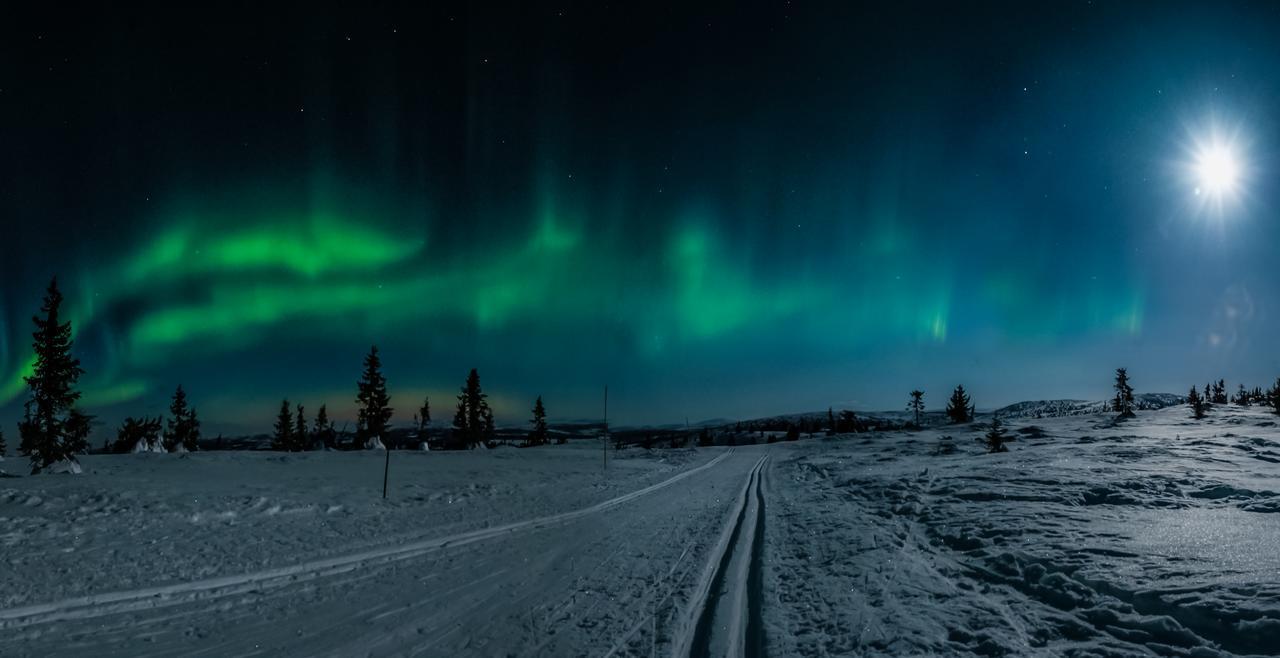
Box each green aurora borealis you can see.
[2,3,1278,432]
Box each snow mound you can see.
[44,459,82,475]
[132,438,166,453]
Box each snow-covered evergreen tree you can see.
[1212,379,1227,404]
[355,346,393,449]
[1188,386,1206,419]
[294,404,308,451]
[18,278,92,473]
[452,368,490,448]
[165,385,201,452]
[908,390,925,426]
[313,404,334,450]
[945,385,972,424]
[1113,368,1135,417]
[412,397,431,449]
[528,395,548,446]
[273,399,294,451]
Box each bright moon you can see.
[1194,144,1241,197]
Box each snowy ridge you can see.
[995,393,1186,418]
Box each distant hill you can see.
[734,393,1188,430]
[994,393,1185,419]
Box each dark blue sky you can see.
[1,1,1277,433]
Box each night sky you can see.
[2,2,1278,433]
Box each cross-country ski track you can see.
[0,447,777,657]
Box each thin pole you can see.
[603,385,609,472]
[382,439,391,499]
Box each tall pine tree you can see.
[529,395,548,446]
[273,399,294,451]
[1113,368,1135,417]
[355,346,393,448]
[908,390,925,426]
[18,278,92,473]
[484,407,496,443]
[1188,386,1206,419]
[295,404,308,450]
[313,404,335,450]
[945,385,972,424]
[416,396,431,442]
[452,368,489,448]
[165,385,201,452]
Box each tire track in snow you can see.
[675,453,770,658]
[0,450,734,629]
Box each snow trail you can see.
[677,453,770,658]
[0,449,733,629]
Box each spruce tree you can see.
[0,429,6,458]
[186,409,201,451]
[984,417,1010,453]
[529,395,548,446]
[945,385,972,424]
[355,345,393,448]
[908,390,925,426]
[826,407,836,435]
[1235,384,1250,406]
[416,397,431,445]
[484,406,496,444]
[18,278,92,473]
[452,368,489,448]
[313,405,334,450]
[165,385,200,452]
[1188,386,1206,419]
[1113,368,1135,417]
[273,399,294,451]
[295,404,308,450]
[1271,378,1280,416]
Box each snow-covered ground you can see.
[767,404,1280,657]
[1,404,1278,656]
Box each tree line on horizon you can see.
[5,278,563,473]
[266,348,558,452]
[7,279,1280,473]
